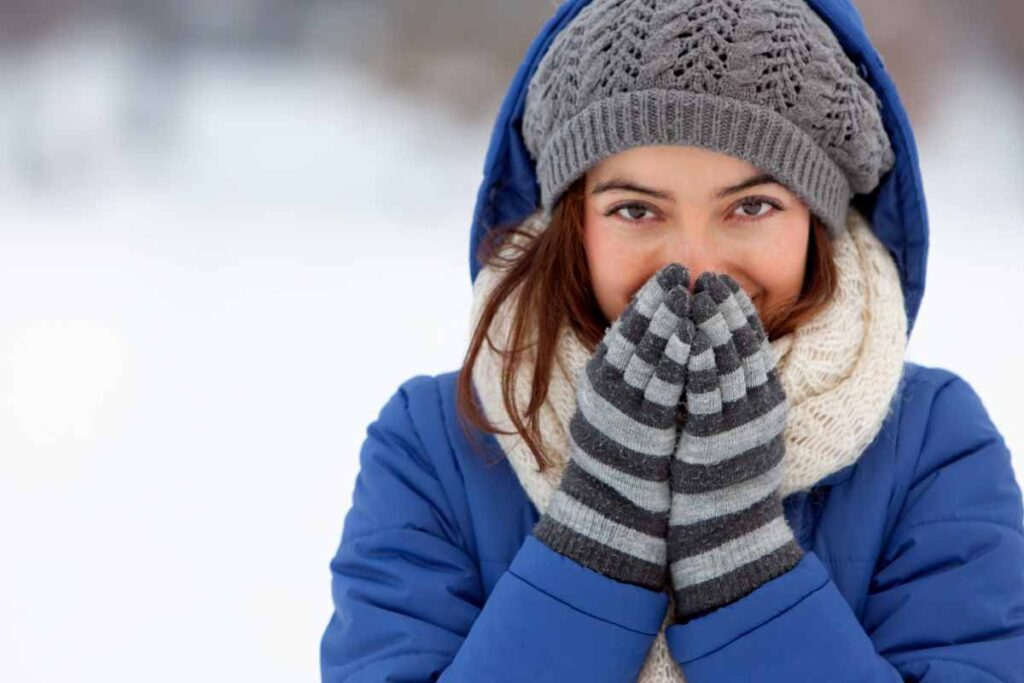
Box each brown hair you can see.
[455,175,838,470]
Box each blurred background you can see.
[1,1,1022,680]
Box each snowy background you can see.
[1,1,1022,681]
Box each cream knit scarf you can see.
[469,205,908,681]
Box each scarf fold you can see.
[469,205,908,682]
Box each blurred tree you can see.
[307,0,1024,129]
[2,0,1022,127]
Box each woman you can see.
[321,0,1024,680]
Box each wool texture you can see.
[669,273,804,622]
[522,0,895,238]
[468,204,907,681]
[533,264,694,589]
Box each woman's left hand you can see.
[668,272,804,623]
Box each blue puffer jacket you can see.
[320,1,1024,680]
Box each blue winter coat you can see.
[320,1,1024,680]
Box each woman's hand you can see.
[668,272,804,623]
[533,262,695,591]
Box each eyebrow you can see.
[590,173,780,201]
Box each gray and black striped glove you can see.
[668,272,804,623]
[533,263,696,591]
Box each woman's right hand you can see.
[533,262,695,591]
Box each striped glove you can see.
[533,263,696,591]
[668,272,804,622]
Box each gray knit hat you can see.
[522,0,896,237]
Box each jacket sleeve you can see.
[663,372,1024,682]
[320,376,669,682]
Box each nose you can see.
[667,232,723,293]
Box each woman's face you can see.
[583,145,811,327]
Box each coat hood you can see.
[467,0,929,336]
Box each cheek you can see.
[583,220,654,323]
[751,222,810,307]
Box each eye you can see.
[605,202,657,225]
[732,196,783,221]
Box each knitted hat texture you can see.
[522,0,896,236]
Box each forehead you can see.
[585,145,796,202]
[587,145,762,183]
